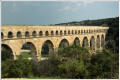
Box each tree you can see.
[58,59,89,78]
[2,57,34,78]
[59,45,90,64]
[101,24,108,27]
[88,49,119,78]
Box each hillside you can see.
[55,17,118,27]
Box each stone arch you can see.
[45,31,49,36]
[68,30,70,34]
[51,31,54,36]
[94,30,96,33]
[72,30,74,34]
[58,39,69,54]
[39,31,43,36]
[20,42,37,60]
[32,31,37,37]
[82,37,89,48]
[74,37,80,46]
[84,30,86,34]
[78,30,80,34]
[81,30,83,34]
[60,30,62,35]
[75,30,77,34]
[87,30,88,33]
[59,39,69,48]
[101,34,105,47]
[25,31,30,37]
[41,40,54,57]
[90,36,95,49]
[1,32,4,39]
[89,30,90,33]
[1,44,14,60]
[96,35,100,48]
[91,30,93,33]
[56,30,58,35]
[64,30,66,35]
[17,31,22,38]
[8,31,13,38]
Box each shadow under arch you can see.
[41,40,54,57]
[82,37,89,48]
[101,34,105,47]
[25,31,30,37]
[20,42,37,61]
[90,36,95,50]
[58,39,69,54]
[74,37,80,46]
[8,31,13,38]
[96,35,100,48]
[1,32,4,39]
[1,44,14,61]
[17,31,22,38]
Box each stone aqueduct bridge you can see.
[1,26,109,61]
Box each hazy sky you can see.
[2,1,119,25]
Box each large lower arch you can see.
[41,40,54,57]
[82,37,89,48]
[20,42,37,60]
[96,35,100,48]
[74,37,80,46]
[58,39,69,54]
[90,36,95,49]
[101,34,105,47]
[1,44,14,61]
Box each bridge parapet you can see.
[1,26,109,40]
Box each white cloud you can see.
[3,0,118,12]
[62,6,70,11]
[58,0,118,12]
[58,1,82,12]
[80,0,118,5]
[69,0,118,6]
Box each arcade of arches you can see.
[1,26,109,61]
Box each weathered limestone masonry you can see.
[1,26,109,61]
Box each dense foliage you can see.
[2,45,119,79]
[2,57,33,78]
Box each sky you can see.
[2,1,119,25]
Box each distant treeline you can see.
[55,17,118,26]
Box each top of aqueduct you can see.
[1,25,109,40]
[2,25,109,31]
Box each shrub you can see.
[88,49,119,78]
[59,45,90,63]
[58,59,89,78]
[33,53,62,77]
[2,57,34,78]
